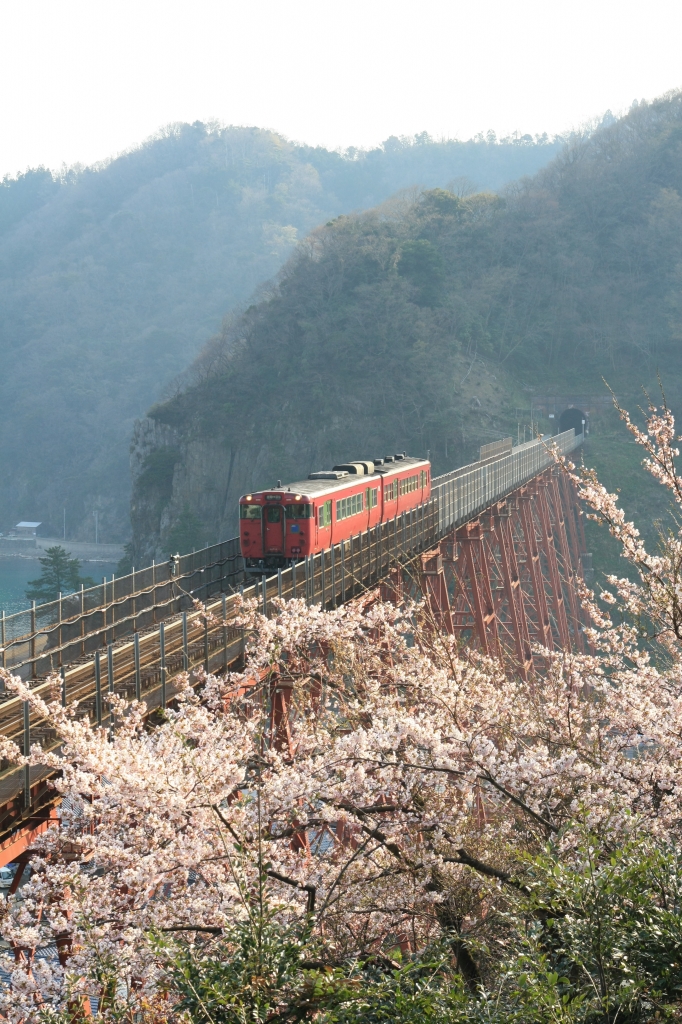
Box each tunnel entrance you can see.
[559,407,587,436]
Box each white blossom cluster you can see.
[2,398,682,1020]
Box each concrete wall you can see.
[0,538,36,554]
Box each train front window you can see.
[266,506,281,523]
[240,504,262,519]
[285,504,313,519]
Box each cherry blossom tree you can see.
[2,396,682,1020]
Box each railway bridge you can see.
[0,429,586,861]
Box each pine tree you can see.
[25,546,95,603]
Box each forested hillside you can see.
[131,93,682,564]
[0,125,561,543]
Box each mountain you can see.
[0,124,562,544]
[129,93,682,567]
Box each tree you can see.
[24,545,94,603]
[397,238,444,305]
[5,395,682,1019]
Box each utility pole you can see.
[93,510,99,545]
[63,508,66,541]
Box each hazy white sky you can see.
[1,0,680,178]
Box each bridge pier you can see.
[416,467,587,676]
[447,521,501,660]
[419,551,454,634]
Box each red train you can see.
[239,454,431,569]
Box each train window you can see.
[385,481,396,501]
[399,475,419,496]
[365,487,378,509]
[318,500,332,528]
[286,504,313,518]
[336,492,363,521]
[240,504,262,519]
[266,506,281,523]
[420,470,425,488]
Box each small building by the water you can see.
[12,522,41,538]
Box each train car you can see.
[239,453,431,569]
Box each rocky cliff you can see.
[129,356,516,563]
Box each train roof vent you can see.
[359,461,375,474]
[383,455,394,463]
[333,462,366,475]
[373,458,384,466]
[308,470,349,480]
[394,453,406,460]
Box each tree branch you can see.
[478,773,559,833]
[160,925,223,934]
[266,868,316,914]
[442,848,530,895]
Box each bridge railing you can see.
[0,431,581,681]
[0,538,244,677]
[433,429,581,535]
[0,431,584,825]
[0,501,442,819]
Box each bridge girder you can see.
[416,468,587,677]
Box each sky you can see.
[1,0,681,178]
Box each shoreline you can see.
[0,538,124,563]
[0,553,121,564]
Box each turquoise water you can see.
[0,557,118,616]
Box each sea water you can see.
[0,557,118,617]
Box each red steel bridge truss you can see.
[416,468,588,679]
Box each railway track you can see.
[0,430,582,849]
[0,506,439,840]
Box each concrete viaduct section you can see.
[0,430,584,859]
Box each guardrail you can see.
[0,431,581,682]
[0,429,585,833]
[0,502,442,824]
[433,429,581,535]
[1,539,244,677]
